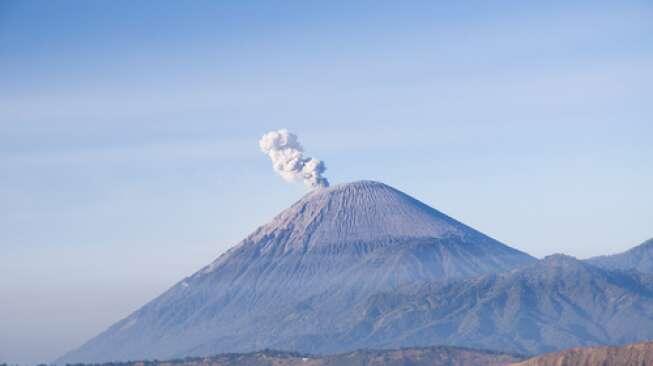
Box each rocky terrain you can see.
[511,341,653,366]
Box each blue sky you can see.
[1,0,652,363]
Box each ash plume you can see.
[259,129,329,189]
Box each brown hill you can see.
[511,341,653,366]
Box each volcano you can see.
[58,180,535,363]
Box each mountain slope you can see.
[337,255,653,355]
[588,238,653,274]
[58,180,534,363]
[510,341,653,366]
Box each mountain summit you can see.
[58,180,535,363]
[243,180,481,249]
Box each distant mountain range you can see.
[57,181,653,364]
[342,254,653,355]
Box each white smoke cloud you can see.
[259,129,329,189]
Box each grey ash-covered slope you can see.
[587,238,653,274]
[58,180,534,363]
[346,254,653,355]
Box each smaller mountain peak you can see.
[586,238,653,274]
[634,238,653,250]
[518,254,596,278]
[540,254,581,266]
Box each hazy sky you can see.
[1,0,652,364]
